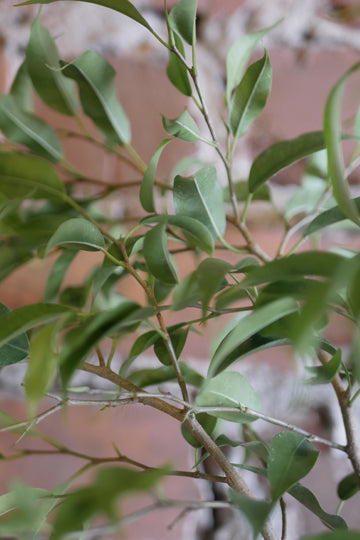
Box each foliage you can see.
[0,0,360,538]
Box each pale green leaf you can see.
[305,197,360,236]
[143,223,178,284]
[47,218,105,252]
[166,34,192,96]
[168,0,197,46]
[140,139,171,212]
[44,250,78,302]
[162,109,201,142]
[10,60,34,112]
[172,270,199,310]
[300,532,360,540]
[304,349,342,385]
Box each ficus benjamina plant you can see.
[1,0,360,539]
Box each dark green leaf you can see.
[154,326,189,366]
[0,247,33,282]
[0,303,29,367]
[249,132,326,193]
[166,34,192,96]
[120,330,159,376]
[128,361,203,388]
[140,139,171,212]
[224,180,270,203]
[305,197,360,236]
[181,413,217,448]
[172,270,200,310]
[229,491,273,539]
[268,432,319,501]
[195,371,261,423]
[25,17,77,115]
[300,532,360,540]
[44,250,78,302]
[174,166,226,240]
[143,223,178,284]
[63,51,131,145]
[229,50,272,138]
[168,0,197,46]
[214,435,269,462]
[0,94,63,162]
[10,60,34,112]
[162,109,201,142]
[47,218,105,252]
[196,258,232,316]
[304,349,342,384]
[337,472,360,501]
[289,484,347,530]
[324,61,360,226]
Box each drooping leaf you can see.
[62,51,131,145]
[305,197,360,236]
[168,0,197,46]
[196,258,232,316]
[229,50,272,139]
[226,21,280,106]
[249,132,327,193]
[162,109,201,142]
[209,298,298,376]
[195,371,261,423]
[47,218,105,253]
[174,166,226,240]
[229,491,273,539]
[324,61,360,226]
[0,95,63,162]
[120,330,159,376]
[289,484,347,530]
[140,139,171,212]
[166,33,192,96]
[304,349,342,384]
[25,325,58,416]
[10,60,34,112]
[0,152,65,202]
[337,472,360,501]
[44,250,78,303]
[143,223,178,284]
[268,432,319,501]
[0,303,29,367]
[18,0,153,34]
[25,17,77,115]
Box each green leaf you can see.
[304,349,342,384]
[196,258,232,316]
[195,371,261,423]
[128,361,203,388]
[224,180,271,203]
[337,472,360,501]
[300,532,360,540]
[143,223,178,284]
[18,0,153,34]
[0,151,65,200]
[44,250,78,302]
[63,51,131,145]
[174,166,226,240]
[140,139,171,212]
[0,303,29,367]
[166,33,192,96]
[0,94,63,162]
[289,484,347,530]
[209,298,298,376]
[120,330,159,376]
[50,466,169,540]
[324,61,360,226]
[171,270,200,310]
[305,197,360,236]
[154,326,189,366]
[229,50,272,138]
[10,60,34,112]
[25,17,77,116]
[268,432,319,501]
[168,0,197,45]
[229,491,273,539]
[214,435,269,462]
[47,218,105,252]
[162,109,201,142]
[0,247,33,282]
[249,131,327,193]
[226,21,280,107]
[0,303,72,350]
[181,412,217,448]
[25,325,58,417]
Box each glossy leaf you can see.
[25,325,58,416]
[143,224,178,284]
[10,60,34,112]
[268,432,319,501]
[249,131,327,193]
[196,258,232,316]
[229,50,272,138]
[0,152,65,200]
[209,298,298,376]
[0,303,72,350]
[18,0,153,34]
[337,472,360,501]
[168,0,197,46]
[44,251,78,303]
[166,33,192,96]
[304,349,342,384]
[162,109,201,142]
[0,303,29,367]
[289,484,347,530]
[226,21,280,107]
[324,61,360,226]
[47,218,105,252]
[140,139,171,212]
[195,371,261,423]
[25,17,77,115]
[174,166,226,240]
[0,95,63,162]
[63,51,131,145]
[229,491,273,539]
[305,197,360,236]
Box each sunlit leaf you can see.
[47,218,105,252]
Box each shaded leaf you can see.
[44,250,78,302]
[229,50,272,139]
[224,180,270,203]
[181,412,217,448]
[162,109,201,142]
[140,139,171,212]
[214,435,269,462]
[25,17,77,115]
[168,0,197,46]
[195,371,261,423]
[0,94,63,162]
[229,491,273,540]
[300,533,360,540]
[63,51,131,145]
[337,472,360,501]
[268,432,319,501]
[143,223,178,284]
[10,60,34,112]
[166,33,192,96]
[289,484,347,530]
[172,270,200,310]
[0,246,33,282]
[196,258,232,316]
[154,326,189,366]
[128,361,203,388]
[304,349,342,384]
[305,197,360,236]
[47,218,105,252]
[0,303,29,367]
